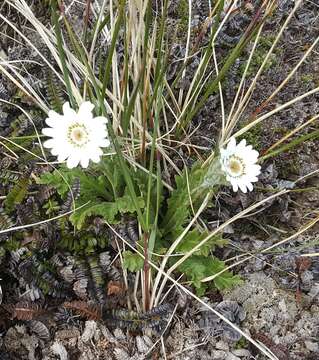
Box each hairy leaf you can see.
[177,255,242,295]
[38,168,111,200]
[160,164,208,239]
[175,229,227,256]
[123,251,144,272]
[70,202,119,229]
[70,193,144,230]
[4,176,29,213]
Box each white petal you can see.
[57,150,69,162]
[238,182,247,193]
[96,138,110,147]
[80,155,90,168]
[63,102,77,119]
[238,139,247,149]
[246,182,254,191]
[90,151,102,163]
[42,127,57,137]
[43,139,56,148]
[231,181,239,192]
[67,155,80,169]
[90,129,108,141]
[245,149,259,161]
[227,137,236,152]
[249,164,261,175]
[220,148,227,157]
[78,101,94,119]
[46,111,61,127]
[92,116,108,124]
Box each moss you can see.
[240,35,282,77]
[301,74,314,84]
[278,157,300,178]
[177,0,189,34]
[235,337,248,349]
[238,122,263,151]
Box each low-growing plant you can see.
[1,0,319,358]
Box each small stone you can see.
[113,328,126,341]
[211,350,227,359]
[113,348,130,360]
[305,341,319,352]
[81,321,97,343]
[136,336,153,354]
[55,328,80,340]
[308,284,319,300]
[51,341,68,360]
[225,353,241,360]
[278,299,287,312]
[216,340,229,351]
[232,349,251,358]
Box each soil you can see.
[0,1,319,359]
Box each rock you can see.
[81,321,97,343]
[216,340,229,351]
[51,341,68,360]
[55,328,80,340]
[231,349,251,358]
[211,350,227,359]
[78,349,96,360]
[225,353,241,360]
[113,328,126,341]
[308,284,319,300]
[113,348,131,360]
[305,341,319,352]
[278,299,287,312]
[136,335,153,354]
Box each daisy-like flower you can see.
[220,137,261,193]
[42,102,110,168]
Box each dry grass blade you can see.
[105,221,279,360]
[224,0,304,139]
[201,212,319,283]
[153,190,288,307]
[0,202,89,235]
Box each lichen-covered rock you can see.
[225,272,319,359]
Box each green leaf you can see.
[38,167,111,200]
[70,192,144,230]
[38,170,69,197]
[175,229,227,256]
[123,251,144,272]
[177,255,242,294]
[116,192,145,214]
[214,271,242,291]
[160,164,209,238]
[133,168,163,226]
[99,156,126,197]
[4,176,29,213]
[70,202,119,230]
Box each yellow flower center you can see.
[227,156,245,177]
[67,123,89,147]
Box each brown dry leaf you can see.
[63,301,102,321]
[295,257,312,273]
[107,281,126,296]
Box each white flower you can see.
[220,137,261,193]
[42,102,110,168]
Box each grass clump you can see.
[1,1,319,358]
